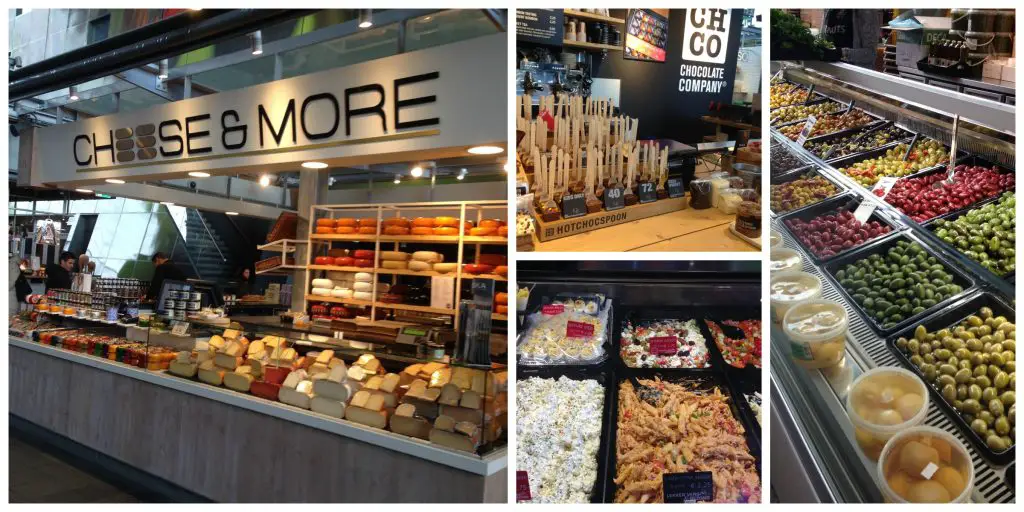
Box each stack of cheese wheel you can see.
[433,216,460,236]
[352,249,374,268]
[469,218,505,237]
[314,218,336,235]
[311,278,334,297]
[357,217,377,235]
[410,251,443,272]
[382,217,411,235]
[494,292,508,315]
[311,353,360,418]
[411,217,435,236]
[278,369,315,409]
[333,218,357,234]
[353,272,375,301]
[379,250,410,270]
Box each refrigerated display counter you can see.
[769,62,1015,504]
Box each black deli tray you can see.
[886,291,1015,465]
[778,193,905,266]
[701,307,763,372]
[769,96,847,126]
[769,166,847,218]
[914,154,1015,227]
[515,295,614,367]
[517,363,616,503]
[808,125,915,163]
[616,307,718,371]
[724,368,763,443]
[821,232,976,337]
[829,138,967,192]
[602,370,762,503]
[772,109,885,144]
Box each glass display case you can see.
[515,262,762,504]
[769,62,1015,503]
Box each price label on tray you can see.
[516,471,532,502]
[638,182,658,203]
[604,186,625,211]
[541,304,565,315]
[853,199,878,224]
[561,192,588,219]
[649,336,679,355]
[663,471,714,503]
[795,115,817,146]
[667,178,685,198]
[566,320,595,338]
[871,177,899,199]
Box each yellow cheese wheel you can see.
[381,260,408,270]
[433,263,458,273]
[408,260,432,272]
[379,251,410,261]
[353,282,373,292]
[353,291,373,301]
[412,251,443,263]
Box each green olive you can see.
[939,364,957,376]
[979,410,995,425]
[907,339,920,354]
[993,316,1009,328]
[989,342,1004,354]
[976,375,992,389]
[938,374,957,388]
[971,352,985,366]
[979,306,994,319]
[995,417,1011,435]
[923,365,938,382]
[957,384,968,400]
[937,328,952,339]
[958,360,973,371]
[967,315,983,327]
[910,355,924,367]
[966,339,984,352]
[974,364,988,378]
[955,368,972,384]
[914,324,928,341]
[977,324,993,337]
[944,338,964,351]
[983,387,999,402]
[948,356,960,368]
[942,383,957,402]
[990,399,1005,417]
[987,434,1007,451]
[1000,391,1016,406]
[990,353,1005,367]
[1003,350,1015,362]
[924,353,936,365]
[969,384,983,401]
[953,399,964,411]
[993,331,1006,343]
[896,337,909,350]
[962,398,982,415]
[955,348,971,361]
[971,418,988,434]
[994,372,1010,389]
[1003,339,1016,351]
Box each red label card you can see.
[516,471,532,501]
[541,304,564,315]
[566,320,595,338]
[649,336,679,355]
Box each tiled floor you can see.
[8,436,141,503]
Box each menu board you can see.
[516,9,565,46]
[624,9,670,62]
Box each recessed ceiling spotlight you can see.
[359,9,373,28]
[259,175,271,187]
[158,59,169,80]
[301,161,328,169]
[393,175,401,184]
[75,188,93,194]
[251,30,263,55]
[226,211,239,216]
[104,178,125,184]
[467,145,503,155]
[410,166,423,178]
[188,171,210,178]
[69,85,79,101]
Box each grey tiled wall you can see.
[9,9,166,68]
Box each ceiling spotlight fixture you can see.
[301,161,328,169]
[158,59,169,80]
[104,178,125,184]
[358,9,373,29]
[188,171,210,178]
[226,211,239,216]
[457,168,466,181]
[251,30,263,55]
[467,145,503,155]
[504,159,513,173]
[68,85,79,101]
[75,188,93,194]
[410,166,423,178]
[259,175,271,187]
[393,174,401,184]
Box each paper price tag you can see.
[871,177,899,199]
[795,115,817,146]
[516,471,532,501]
[333,331,345,341]
[566,320,595,338]
[663,471,714,503]
[649,336,678,355]
[541,304,564,315]
[170,321,190,337]
[853,200,877,224]
[604,186,625,211]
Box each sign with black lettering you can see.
[624,9,670,62]
[667,178,685,198]
[604,186,625,211]
[638,182,658,203]
[561,192,588,219]
[663,472,714,503]
[682,9,732,64]
[516,9,564,46]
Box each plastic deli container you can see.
[877,426,974,503]
[846,366,930,462]
[782,299,847,369]
[770,247,803,273]
[770,230,784,249]
[769,271,822,323]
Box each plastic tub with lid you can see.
[770,271,822,323]
[770,230,784,249]
[877,425,974,503]
[782,299,847,369]
[846,366,930,462]
[771,247,803,273]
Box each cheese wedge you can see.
[235,365,253,375]
[296,380,313,395]
[459,390,483,410]
[356,354,376,366]
[420,362,445,375]
[395,403,417,418]
[380,373,401,393]
[420,388,442,402]
[404,363,423,376]
[439,384,462,406]
[327,364,347,383]
[278,386,312,409]
[224,341,243,357]
[224,372,254,392]
[282,371,304,389]
[350,390,371,408]
[198,368,225,386]
[208,335,226,350]
[455,421,480,437]
[223,329,241,340]
[364,376,383,390]
[451,367,474,390]
[400,396,440,419]
[390,415,431,440]
[198,349,215,363]
[408,379,429,394]
[347,366,367,382]
[345,406,388,429]
[169,360,197,378]
[311,396,346,419]
[313,379,354,402]
[315,350,335,364]
[246,358,263,376]
[428,368,451,387]
[369,391,398,409]
[360,359,381,374]
[429,428,477,453]
[198,359,216,371]
[471,372,487,394]
[247,340,265,356]
[435,415,457,432]
[214,353,242,370]
[309,363,329,376]
[328,358,346,370]
[440,404,484,425]
[364,394,387,412]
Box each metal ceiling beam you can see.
[114,68,184,102]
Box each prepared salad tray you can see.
[703,318,762,369]
[518,293,611,365]
[619,313,712,369]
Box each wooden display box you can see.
[533,196,688,242]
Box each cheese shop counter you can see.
[9,318,507,502]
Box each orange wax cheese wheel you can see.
[357,226,377,234]
[496,305,508,314]
[494,265,508,277]
[315,227,333,234]
[334,226,356,234]
[411,227,433,235]
[495,293,508,304]
[478,219,501,229]
[463,264,494,274]
[353,258,374,268]
[433,227,459,236]
[327,249,350,258]
[412,217,436,228]
[498,226,508,237]
[477,254,507,266]
[358,218,377,228]
[384,226,410,235]
[335,218,358,227]
[382,217,410,228]
[316,218,336,227]
[314,256,333,265]
[333,257,355,267]
[434,216,459,228]
[470,227,496,236]
[353,250,375,259]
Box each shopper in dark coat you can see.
[45,251,75,291]
[148,252,188,300]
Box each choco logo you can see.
[112,124,158,163]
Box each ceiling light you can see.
[393,175,401,184]
[251,30,263,55]
[301,161,328,169]
[359,9,373,28]
[104,178,125,184]
[226,211,239,216]
[259,175,271,187]
[68,85,79,101]
[410,166,423,178]
[188,171,210,178]
[160,201,175,206]
[75,188,93,194]
[457,168,467,180]
[467,145,503,155]
[158,59,169,80]
[504,159,513,173]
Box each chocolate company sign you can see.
[30,34,506,185]
[678,9,732,94]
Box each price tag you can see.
[795,115,817,146]
[667,178,685,198]
[871,177,899,199]
[541,304,564,315]
[566,320,595,338]
[649,336,679,355]
[170,321,190,337]
[516,471,532,502]
[604,186,625,211]
[333,331,345,341]
[561,192,588,219]
[663,471,714,503]
[853,200,877,224]
[638,182,657,203]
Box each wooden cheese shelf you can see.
[491,314,508,322]
[310,234,508,245]
[562,40,621,52]
[372,302,456,315]
[563,9,625,24]
[307,265,505,281]
[307,265,372,272]
[305,295,373,307]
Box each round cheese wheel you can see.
[495,305,508,314]
[384,226,410,235]
[312,278,334,289]
[463,264,494,274]
[479,219,501,229]
[380,260,407,270]
[353,250,375,259]
[311,287,332,296]
[316,218,336,227]
[434,216,459,227]
[333,257,355,267]
[334,226,356,234]
[335,218,358,227]
[354,272,373,282]
[331,288,354,298]
[357,226,377,234]
[470,227,496,236]
[412,251,442,263]
[412,217,436,228]
[353,258,373,268]
[379,251,410,261]
[382,217,410,228]
[433,263,458,273]
[353,291,373,301]
[433,227,459,236]
[327,249,350,258]
[315,227,333,234]
[495,265,508,277]
[411,226,433,235]
[314,256,333,265]
[478,254,507,266]
[408,260,432,272]
[495,292,508,304]
[498,226,508,237]
[353,282,373,292]
[358,218,378,228]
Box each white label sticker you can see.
[333,331,345,341]
[871,177,899,199]
[796,115,817,146]
[853,201,877,224]
[681,9,733,64]
[920,462,940,480]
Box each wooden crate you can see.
[533,197,688,242]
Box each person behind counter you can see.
[45,251,75,292]
[148,252,187,300]
[235,266,256,296]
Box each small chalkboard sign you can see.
[562,192,587,218]
[638,182,657,203]
[667,178,684,198]
[663,471,714,503]
[604,186,625,211]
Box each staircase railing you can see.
[192,209,226,262]
[160,204,202,279]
